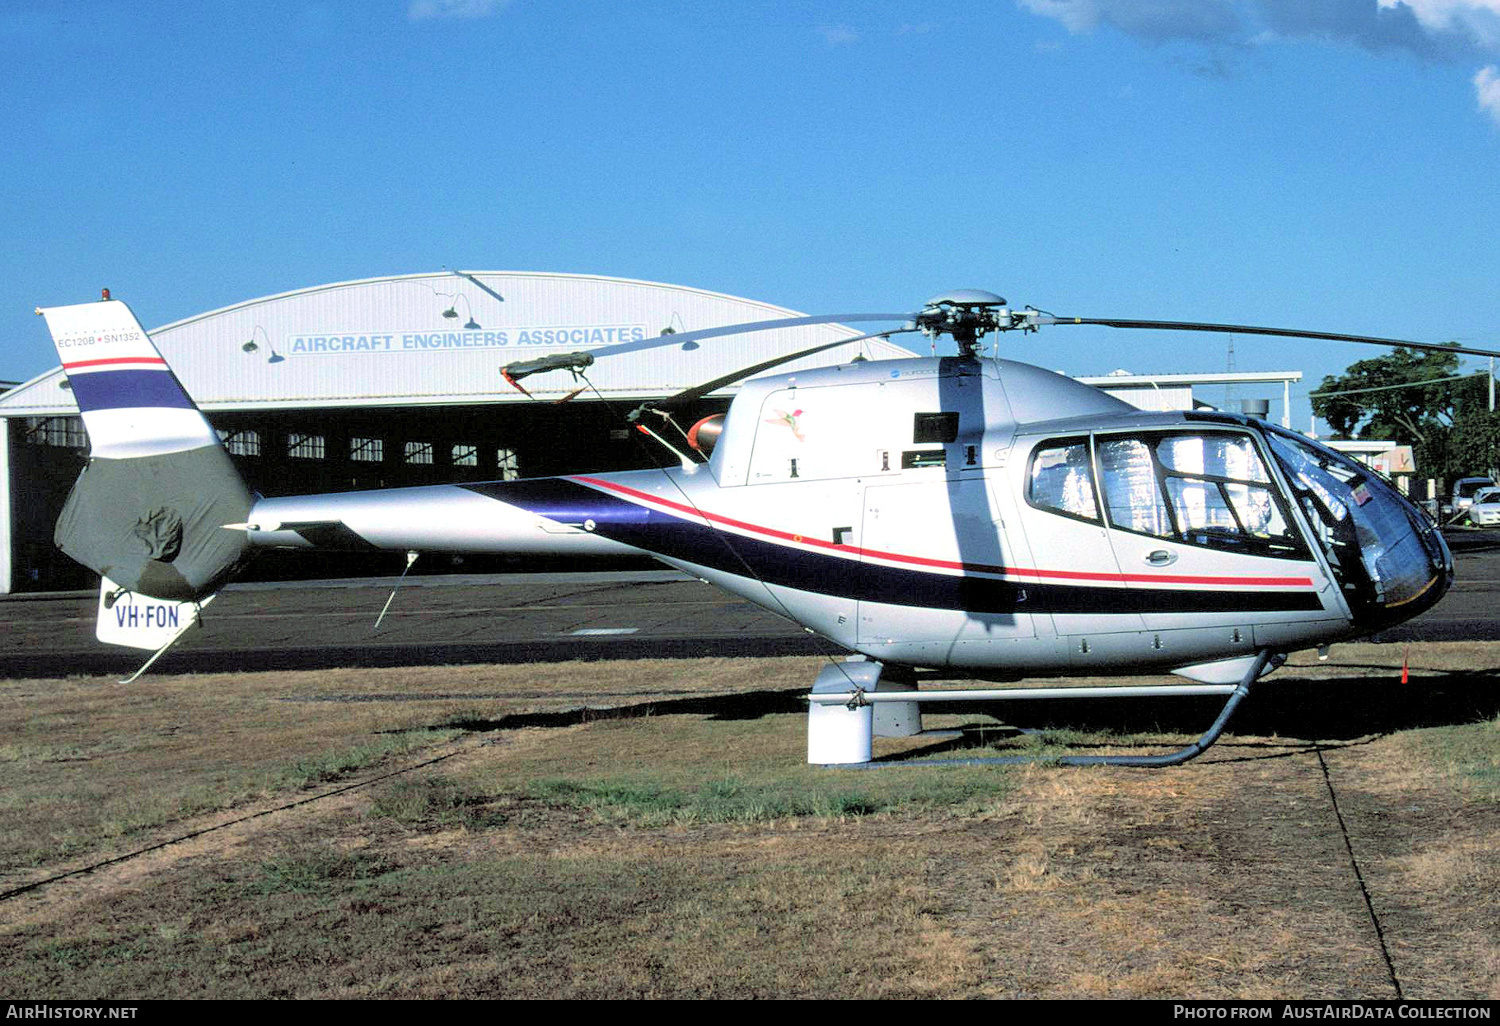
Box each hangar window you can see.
[217,429,261,457]
[350,437,383,462]
[404,441,434,465]
[497,448,520,481]
[288,433,324,459]
[452,444,478,467]
[23,416,88,450]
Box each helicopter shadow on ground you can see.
[0,636,832,680]
[439,688,812,734]
[888,666,1500,764]
[433,666,1500,746]
[915,668,1500,742]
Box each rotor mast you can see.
[914,289,1011,357]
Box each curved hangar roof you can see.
[3,271,912,415]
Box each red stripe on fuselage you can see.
[570,475,1316,589]
[62,356,168,371]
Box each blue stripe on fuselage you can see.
[466,478,651,527]
[462,478,1324,616]
[67,368,195,412]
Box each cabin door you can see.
[856,476,1036,647]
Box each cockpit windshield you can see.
[1263,426,1449,618]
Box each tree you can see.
[1448,407,1500,481]
[1311,346,1497,482]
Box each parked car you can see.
[1468,487,1500,527]
[1452,476,1496,516]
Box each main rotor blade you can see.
[654,328,916,410]
[588,312,916,360]
[1047,317,1500,360]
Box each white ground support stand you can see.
[806,651,1273,767]
[806,659,921,765]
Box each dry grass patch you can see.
[0,657,824,877]
[1283,640,1500,675]
[925,743,1418,999]
[1318,726,1500,1000]
[1414,717,1500,801]
[4,646,1500,999]
[3,804,991,998]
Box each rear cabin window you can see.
[747,383,931,482]
[1027,439,1099,523]
[1098,431,1306,559]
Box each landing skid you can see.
[806,650,1275,767]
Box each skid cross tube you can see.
[809,684,1241,705]
[821,649,1274,769]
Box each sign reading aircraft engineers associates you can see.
[284,324,650,356]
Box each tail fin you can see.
[37,299,252,602]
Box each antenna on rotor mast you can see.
[1224,335,1236,409]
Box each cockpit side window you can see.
[1097,431,1308,559]
[1027,438,1099,523]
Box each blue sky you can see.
[4,0,1499,433]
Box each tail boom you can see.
[242,482,642,559]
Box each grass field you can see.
[1,645,1497,999]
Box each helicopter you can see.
[34,289,1493,765]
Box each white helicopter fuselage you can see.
[245,355,1451,683]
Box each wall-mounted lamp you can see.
[443,293,481,330]
[430,271,497,328]
[245,326,284,364]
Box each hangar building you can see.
[0,271,911,594]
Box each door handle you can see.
[1145,549,1177,567]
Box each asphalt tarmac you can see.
[3,530,1499,679]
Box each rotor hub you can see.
[915,289,1009,354]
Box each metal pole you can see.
[808,684,1239,704]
